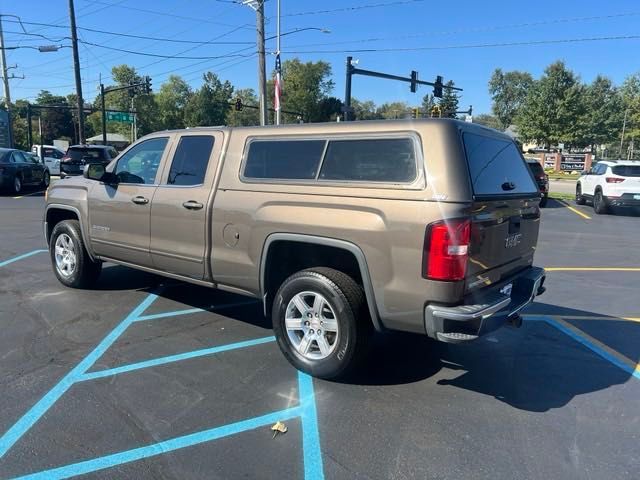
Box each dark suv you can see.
[526,160,549,207]
[60,145,118,177]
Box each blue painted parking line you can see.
[0,249,47,268]
[0,290,325,479]
[0,294,158,459]
[526,315,640,381]
[134,300,259,322]
[79,336,276,381]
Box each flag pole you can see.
[275,0,282,125]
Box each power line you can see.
[283,34,640,54]
[282,0,426,17]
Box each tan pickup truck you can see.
[44,119,546,378]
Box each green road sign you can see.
[106,112,135,123]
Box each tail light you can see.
[61,155,72,163]
[605,177,625,183]
[423,219,471,281]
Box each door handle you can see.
[182,200,204,210]
[131,196,149,205]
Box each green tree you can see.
[184,72,234,127]
[350,98,380,120]
[473,113,501,129]
[156,75,192,130]
[439,80,460,118]
[34,90,75,143]
[580,76,623,148]
[421,94,437,113]
[620,73,640,154]
[277,58,334,122]
[488,69,534,129]
[376,101,410,119]
[516,61,585,148]
[226,88,260,126]
[317,97,343,122]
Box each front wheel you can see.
[575,184,586,205]
[272,267,372,379]
[50,219,102,288]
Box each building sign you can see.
[561,154,586,171]
[0,110,11,148]
[544,154,556,168]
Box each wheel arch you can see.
[44,204,96,261]
[259,233,383,331]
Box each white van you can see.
[31,145,65,176]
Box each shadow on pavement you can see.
[436,302,638,412]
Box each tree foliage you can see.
[156,75,192,130]
[376,101,410,119]
[226,88,260,126]
[278,58,334,122]
[439,80,460,118]
[350,99,381,120]
[184,72,234,127]
[488,69,534,129]
[473,113,501,129]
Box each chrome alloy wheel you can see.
[54,233,77,278]
[285,291,339,360]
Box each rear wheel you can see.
[575,184,586,205]
[50,220,102,288]
[539,195,548,208]
[272,267,372,379]
[593,190,608,215]
[13,175,22,194]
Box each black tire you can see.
[41,170,50,188]
[13,175,22,194]
[272,267,372,379]
[593,190,608,215]
[50,219,102,288]
[575,184,586,205]
[539,195,548,208]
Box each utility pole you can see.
[343,56,354,121]
[100,83,107,145]
[0,15,13,147]
[619,108,628,158]
[275,0,281,125]
[68,0,85,144]
[256,0,267,126]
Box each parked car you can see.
[32,145,65,176]
[526,159,549,207]
[60,145,118,177]
[576,160,640,214]
[45,119,546,379]
[0,148,50,194]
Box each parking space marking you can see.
[551,315,640,323]
[0,294,158,458]
[0,249,47,268]
[79,336,276,381]
[12,191,46,200]
[526,315,640,380]
[555,199,592,220]
[13,407,303,480]
[0,291,325,479]
[134,300,259,323]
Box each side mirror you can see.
[83,163,118,185]
[581,170,589,176]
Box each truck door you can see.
[87,136,171,266]
[149,132,222,280]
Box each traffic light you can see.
[411,108,419,119]
[143,76,152,95]
[128,81,135,99]
[433,75,443,98]
[410,70,418,93]
[235,98,243,111]
[430,105,442,118]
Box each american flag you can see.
[274,53,282,113]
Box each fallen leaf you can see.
[271,421,288,438]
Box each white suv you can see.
[576,160,640,214]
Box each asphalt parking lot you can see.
[0,187,638,480]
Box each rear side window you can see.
[463,133,538,196]
[612,165,640,177]
[167,136,215,186]
[67,148,102,162]
[244,140,325,180]
[527,162,544,177]
[319,138,416,183]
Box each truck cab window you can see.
[114,137,168,184]
[167,136,215,186]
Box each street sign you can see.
[106,112,135,123]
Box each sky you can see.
[3,0,640,116]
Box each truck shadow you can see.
[431,303,638,412]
